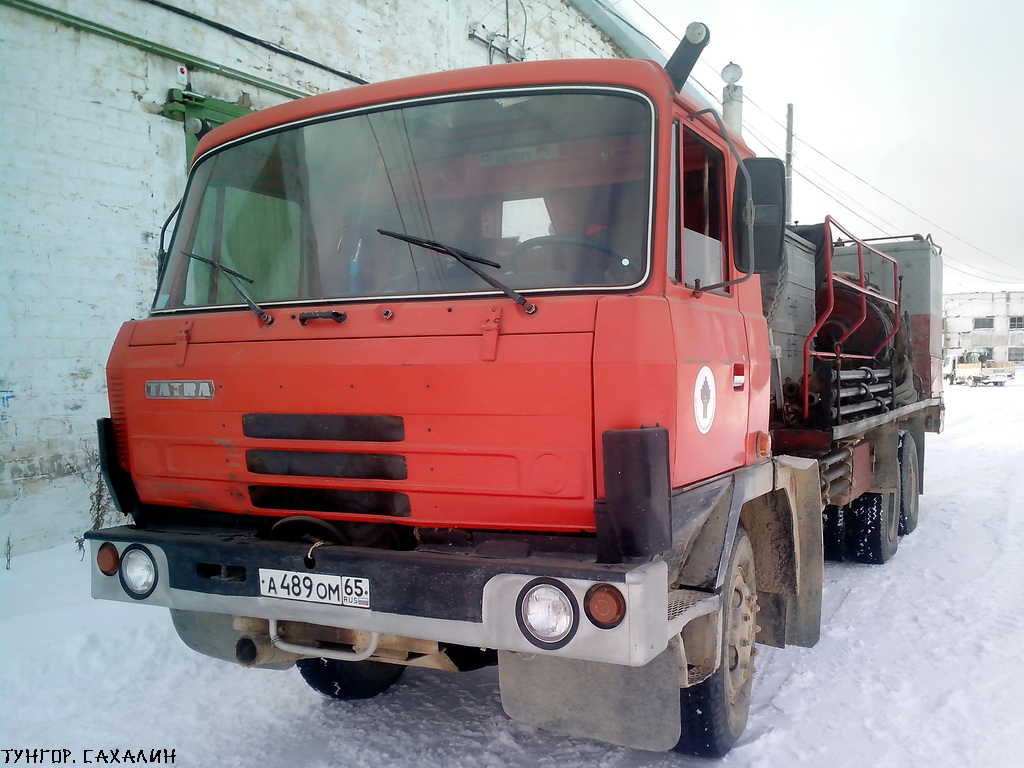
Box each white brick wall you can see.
[0,0,624,555]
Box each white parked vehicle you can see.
[943,351,1015,387]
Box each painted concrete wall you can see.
[943,291,1024,361]
[0,0,626,555]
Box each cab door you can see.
[665,120,752,487]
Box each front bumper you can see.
[86,526,679,666]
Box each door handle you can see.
[732,362,746,390]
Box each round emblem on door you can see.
[693,366,716,435]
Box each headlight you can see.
[516,578,578,649]
[119,545,158,599]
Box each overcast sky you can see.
[628,0,1024,292]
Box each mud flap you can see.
[776,456,824,647]
[497,641,681,751]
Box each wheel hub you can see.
[724,561,757,705]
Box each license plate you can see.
[258,568,370,609]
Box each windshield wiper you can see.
[182,252,274,325]
[377,229,537,314]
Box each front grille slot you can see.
[246,450,407,480]
[243,414,405,442]
[249,486,412,517]
[107,376,131,470]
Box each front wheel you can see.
[296,657,405,700]
[675,526,757,757]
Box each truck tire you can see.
[296,657,405,700]
[675,526,757,757]
[898,431,920,535]
[847,490,900,564]
[822,503,847,561]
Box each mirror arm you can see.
[687,108,755,296]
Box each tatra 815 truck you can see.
[87,24,943,756]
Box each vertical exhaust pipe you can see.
[665,22,710,91]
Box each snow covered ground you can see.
[2,381,1022,768]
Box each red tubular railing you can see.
[801,217,901,421]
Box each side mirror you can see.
[733,157,786,274]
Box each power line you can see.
[523,0,629,54]
[625,0,1024,283]
[743,119,907,233]
[626,0,680,43]
[709,52,1024,280]
[942,259,1024,282]
[739,93,1024,275]
[691,66,907,236]
[138,0,367,85]
[588,0,664,50]
[534,0,1024,283]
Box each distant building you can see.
[943,291,1024,362]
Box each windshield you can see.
[155,89,654,311]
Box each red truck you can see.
[88,25,943,756]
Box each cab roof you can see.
[194,58,678,162]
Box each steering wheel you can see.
[509,236,636,283]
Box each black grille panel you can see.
[243,414,405,442]
[246,450,407,480]
[248,486,412,517]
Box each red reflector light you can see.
[97,542,119,576]
[584,583,626,629]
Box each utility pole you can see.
[785,103,794,223]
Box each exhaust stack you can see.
[665,22,710,91]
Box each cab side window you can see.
[677,128,727,290]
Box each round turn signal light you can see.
[96,542,120,576]
[584,583,626,629]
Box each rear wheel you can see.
[822,503,847,561]
[296,657,405,700]
[847,488,900,564]
[898,431,920,535]
[675,526,757,757]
